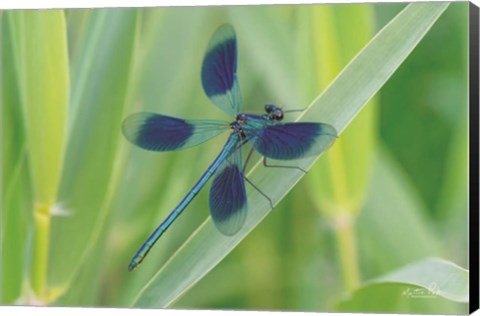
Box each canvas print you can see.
[1,2,475,314]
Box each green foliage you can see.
[2,13,31,304]
[305,4,378,291]
[1,2,469,314]
[48,9,139,296]
[3,10,69,300]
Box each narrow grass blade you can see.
[304,4,378,292]
[1,15,31,304]
[307,4,377,218]
[131,3,449,307]
[47,9,139,296]
[6,11,69,206]
[4,10,70,300]
[0,158,31,304]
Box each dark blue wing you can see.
[201,24,242,116]
[122,112,229,151]
[209,148,247,235]
[245,122,337,160]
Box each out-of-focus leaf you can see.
[229,6,300,107]
[4,10,70,299]
[307,4,377,218]
[357,148,442,278]
[378,2,469,213]
[304,5,378,291]
[48,9,138,295]
[1,14,32,304]
[6,10,69,206]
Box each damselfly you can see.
[122,24,337,271]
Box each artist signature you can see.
[402,282,439,299]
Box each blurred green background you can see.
[1,2,469,314]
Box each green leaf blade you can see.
[47,9,139,296]
[1,14,31,304]
[4,10,70,300]
[9,10,70,205]
[307,4,378,218]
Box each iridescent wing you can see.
[209,144,247,235]
[244,121,337,160]
[201,24,242,116]
[122,112,230,151]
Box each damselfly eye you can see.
[265,104,275,113]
